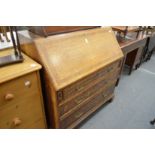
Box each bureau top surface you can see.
[20,27,123,90]
[0,48,41,84]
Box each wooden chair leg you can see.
[128,65,133,75]
[1,26,10,42]
[0,33,4,42]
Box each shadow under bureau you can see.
[18,27,123,128]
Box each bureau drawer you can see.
[0,72,46,129]
[58,72,118,117]
[57,60,121,102]
[0,72,39,108]
[60,85,115,129]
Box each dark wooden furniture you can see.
[142,33,155,62]
[116,32,148,85]
[112,26,140,39]
[27,26,100,37]
[18,27,123,128]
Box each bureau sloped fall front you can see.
[18,27,124,129]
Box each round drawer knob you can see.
[5,93,14,101]
[25,81,31,87]
[13,117,22,126]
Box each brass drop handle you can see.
[12,117,22,126]
[87,92,90,96]
[75,98,83,104]
[63,105,68,112]
[107,67,113,72]
[102,93,108,99]
[76,86,84,91]
[5,93,14,101]
[102,93,105,99]
[75,112,83,118]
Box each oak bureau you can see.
[18,27,123,128]
[0,49,47,128]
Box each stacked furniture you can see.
[113,28,149,78]
[112,26,141,40]
[27,26,99,37]
[0,49,47,128]
[18,27,123,128]
[0,26,10,42]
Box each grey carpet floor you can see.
[79,53,155,129]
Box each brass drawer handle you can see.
[75,112,83,118]
[102,94,105,98]
[63,105,68,112]
[107,67,113,72]
[102,93,108,98]
[5,93,14,101]
[75,98,83,104]
[76,86,84,91]
[75,91,91,104]
[12,117,22,127]
[97,70,107,77]
[87,92,90,96]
